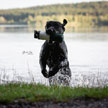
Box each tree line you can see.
[0,1,108,28]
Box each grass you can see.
[0,83,108,103]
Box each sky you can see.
[0,0,107,9]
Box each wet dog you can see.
[39,19,71,86]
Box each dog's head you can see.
[45,19,67,36]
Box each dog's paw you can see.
[41,69,49,78]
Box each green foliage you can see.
[0,83,108,103]
[0,1,108,28]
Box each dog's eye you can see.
[47,24,51,28]
[54,24,59,27]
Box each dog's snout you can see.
[47,27,54,31]
[46,27,55,35]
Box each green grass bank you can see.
[0,83,108,103]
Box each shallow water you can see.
[0,26,108,87]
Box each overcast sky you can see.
[0,0,107,9]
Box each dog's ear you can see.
[63,19,67,26]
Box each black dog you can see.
[40,19,71,86]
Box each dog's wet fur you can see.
[39,19,71,86]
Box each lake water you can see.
[0,25,108,87]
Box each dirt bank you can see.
[0,97,108,108]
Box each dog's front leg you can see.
[39,42,49,78]
[48,62,61,77]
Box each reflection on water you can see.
[0,25,108,87]
[0,24,108,33]
[0,25,35,33]
[67,26,108,33]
